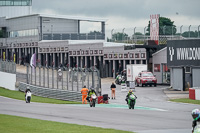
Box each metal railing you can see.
[42,33,105,40]
[107,25,200,44]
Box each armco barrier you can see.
[18,82,82,102]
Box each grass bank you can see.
[0,87,81,104]
[170,98,200,105]
[0,114,133,133]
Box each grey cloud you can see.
[32,0,200,23]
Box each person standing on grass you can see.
[110,82,116,99]
[81,85,89,104]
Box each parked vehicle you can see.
[135,71,157,87]
[25,91,32,103]
[128,94,137,109]
[126,64,147,86]
[90,94,97,107]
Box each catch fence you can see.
[0,60,16,74]
[24,65,101,95]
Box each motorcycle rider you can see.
[86,87,97,102]
[25,87,31,97]
[125,90,137,104]
[58,68,62,81]
[192,109,200,133]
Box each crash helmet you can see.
[26,86,30,92]
[90,86,94,91]
[192,109,200,121]
[129,90,133,93]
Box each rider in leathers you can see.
[86,87,97,102]
[125,90,137,104]
[192,109,200,133]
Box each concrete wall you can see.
[0,71,16,90]
[196,89,200,100]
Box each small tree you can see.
[112,32,128,41]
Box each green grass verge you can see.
[170,98,200,105]
[0,114,133,133]
[0,87,81,104]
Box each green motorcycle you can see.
[128,94,137,109]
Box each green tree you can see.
[132,32,144,39]
[112,32,128,41]
[182,31,200,38]
[134,32,143,35]
[146,17,177,35]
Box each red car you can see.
[135,71,157,87]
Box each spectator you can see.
[110,82,116,99]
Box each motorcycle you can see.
[115,75,122,85]
[128,94,137,109]
[121,75,126,84]
[25,91,32,103]
[193,128,200,133]
[193,123,200,133]
[90,94,97,107]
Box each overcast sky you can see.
[32,0,200,37]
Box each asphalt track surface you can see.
[0,80,197,133]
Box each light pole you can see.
[144,26,147,41]
[111,29,114,42]
[163,25,166,35]
[51,25,53,40]
[134,27,136,43]
[122,28,125,42]
[189,25,191,38]
[180,25,183,37]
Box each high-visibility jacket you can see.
[88,90,97,97]
[81,88,89,95]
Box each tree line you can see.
[107,17,200,42]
